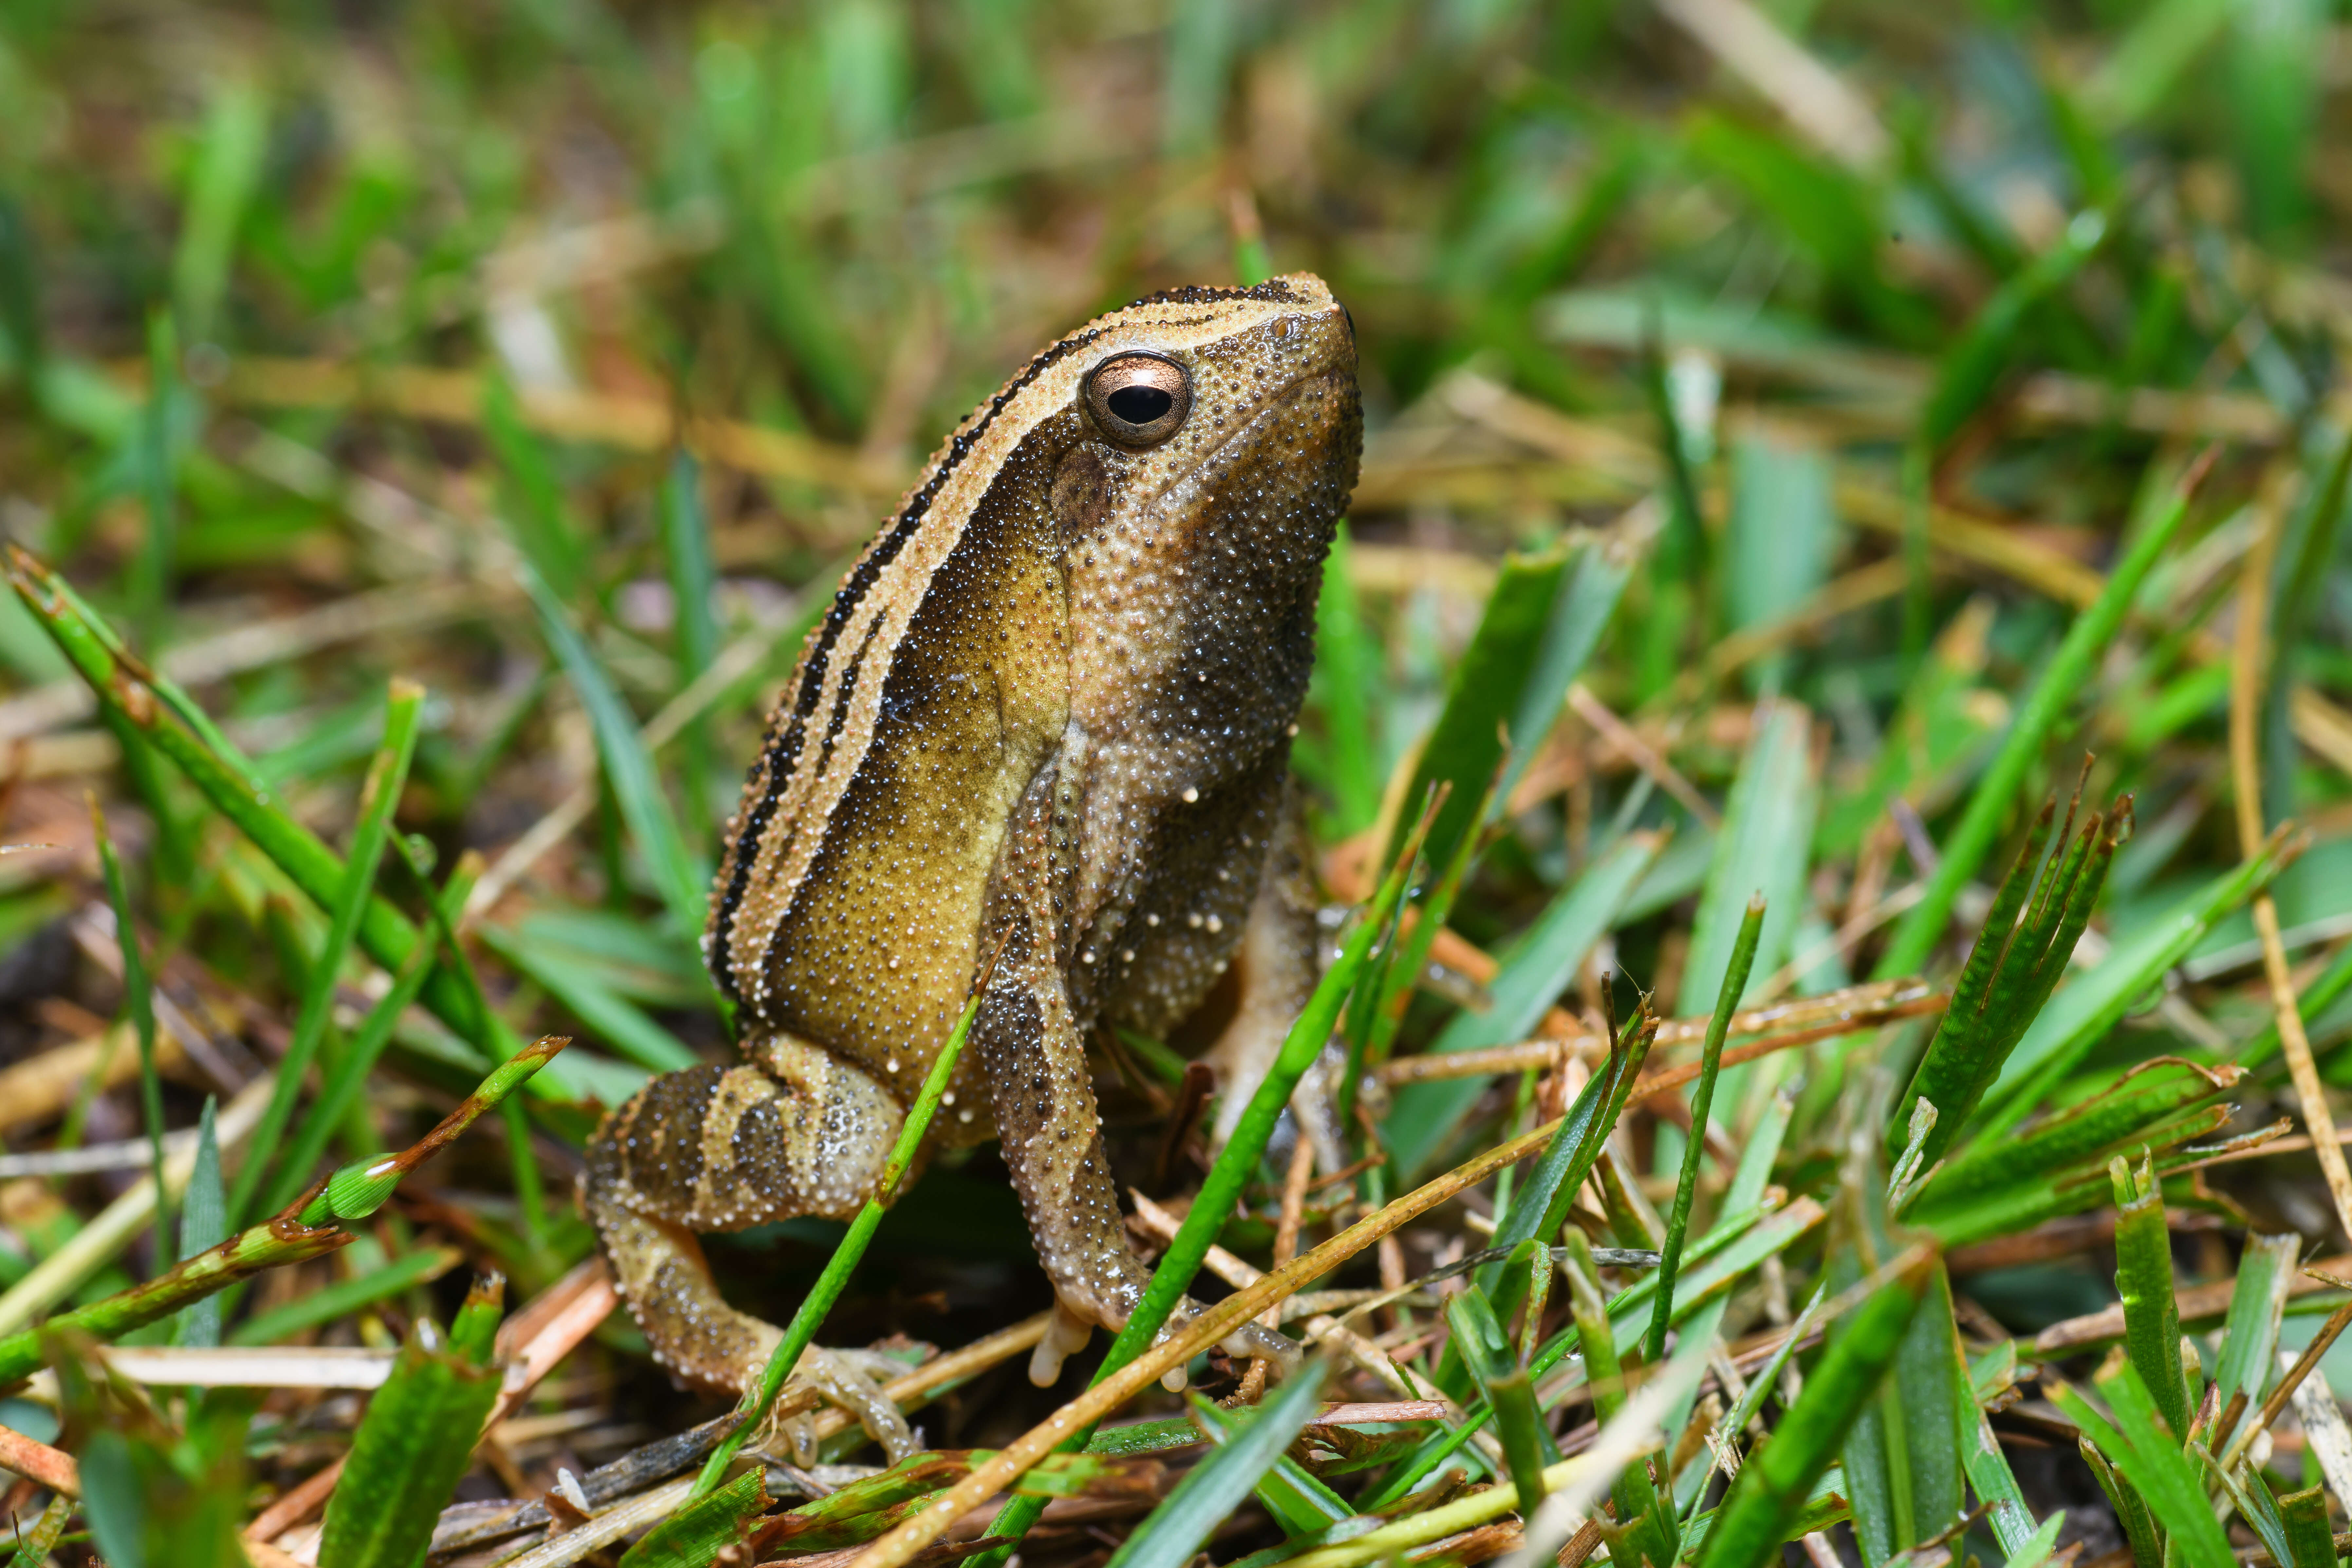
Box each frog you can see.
[582,273,1362,1461]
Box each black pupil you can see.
[1106,383,1174,425]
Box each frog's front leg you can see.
[581,1047,919,1461]
[985,762,1297,1387]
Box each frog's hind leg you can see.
[1205,799,1346,1173]
[580,1050,918,1461]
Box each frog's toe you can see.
[1218,1319,1302,1375]
[749,1338,919,1464]
[1029,1297,1098,1387]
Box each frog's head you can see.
[1048,271,1361,560]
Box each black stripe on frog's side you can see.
[704,276,1304,1005]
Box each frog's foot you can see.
[750,1334,919,1465]
[583,1058,921,1460]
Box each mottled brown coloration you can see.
[583,273,1361,1428]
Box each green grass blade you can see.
[660,450,720,843]
[976,819,1426,1562]
[92,799,171,1268]
[1695,1254,1930,1568]
[227,679,424,1227]
[522,564,710,956]
[2052,1363,2236,1568]
[169,81,267,348]
[1919,212,2107,456]
[481,922,700,1072]
[173,1096,224,1348]
[1724,436,1837,693]
[484,375,587,601]
[1385,829,1661,1179]
[1977,835,2287,1134]
[2277,1486,2336,1568]
[264,945,438,1219]
[227,1244,462,1347]
[619,1469,770,1568]
[2111,1155,2193,1442]
[1876,456,2205,980]
[1648,895,1764,1363]
[1304,522,1382,836]
[1678,701,1816,1020]
[1383,536,1629,878]
[2079,1437,2162,1568]
[1445,1285,1548,1507]
[2211,1232,2298,1439]
[317,1309,505,1568]
[1104,1361,1331,1568]
[1189,1392,1352,1534]
[5,1492,71,1568]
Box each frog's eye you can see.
[1084,352,1192,446]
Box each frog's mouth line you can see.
[1136,360,1356,513]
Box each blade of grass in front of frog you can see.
[1103,793,1433,1370]
[91,796,171,1270]
[619,1469,771,1568]
[1676,1278,1832,1518]
[1446,1282,1550,1507]
[1663,1080,1797,1443]
[0,1201,354,1384]
[1693,1251,1931,1568]
[2208,1232,2297,1452]
[2052,1362,2236,1568]
[1875,448,2209,980]
[522,562,711,964]
[225,679,423,1229]
[1104,1362,1331,1568]
[1647,895,1764,1364]
[1473,998,1661,1312]
[1384,829,1662,1182]
[5,550,553,1093]
[172,1096,223,1347]
[319,1276,506,1568]
[660,450,720,845]
[688,959,995,1500]
[228,1244,463,1347]
[2112,1154,2194,1441]
[973,799,1436,1566]
[1188,1390,1350,1534]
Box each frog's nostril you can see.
[1338,303,1356,341]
